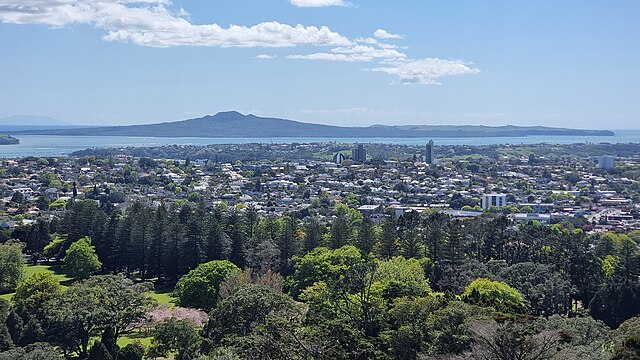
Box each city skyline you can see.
[0,1,639,129]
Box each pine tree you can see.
[277,216,299,275]
[399,211,422,258]
[379,216,398,259]
[483,215,510,261]
[303,218,324,252]
[161,217,182,282]
[114,212,132,274]
[356,216,377,255]
[227,211,247,269]
[146,205,167,278]
[179,209,205,274]
[425,212,448,263]
[204,212,226,261]
[445,219,464,269]
[329,213,351,249]
[129,206,152,279]
[100,212,119,272]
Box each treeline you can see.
[12,199,640,322]
[6,199,640,359]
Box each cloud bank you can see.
[0,0,350,47]
[0,0,479,84]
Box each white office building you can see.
[482,193,507,209]
[598,155,615,169]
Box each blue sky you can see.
[0,0,639,129]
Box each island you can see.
[9,111,615,138]
[0,134,19,145]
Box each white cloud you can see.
[289,0,351,8]
[0,0,352,48]
[288,53,368,62]
[256,54,276,59]
[0,1,480,85]
[373,29,403,40]
[331,45,406,60]
[288,44,406,62]
[370,58,480,85]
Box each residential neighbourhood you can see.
[2,142,639,235]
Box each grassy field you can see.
[0,264,71,301]
[150,290,176,306]
[118,333,153,348]
[1,264,175,304]
[23,264,72,283]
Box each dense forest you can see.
[2,199,640,359]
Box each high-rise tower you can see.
[425,140,435,164]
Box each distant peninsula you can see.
[0,134,19,145]
[9,111,615,138]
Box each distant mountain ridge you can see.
[0,115,71,126]
[9,111,615,138]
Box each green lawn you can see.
[149,290,176,306]
[0,264,71,301]
[24,264,72,283]
[118,333,153,348]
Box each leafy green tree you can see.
[462,278,526,313]
[288,246,362,298]
[204,284,299,343]
[45,275,153,358]
[12,272,63,318]
[535,315,610,359]
[117,342,145,360]
[174,260,240,311]
[387,296,441,359]
[63,236,102,279]
[151,318,202,360]
[375,256,431,300]
[0,242,24,292]
[301,259,386,337]
[612,335,640,360]
[468,320,561,360]
[48,199,67,211]
[45,281,111,357]
[11,272,63,345]
[0,300,13,351]
[88,341,113,360]
[590,276,640,328]
[496,262,571,316]
[84,275,155,342]
[0,343,61,360]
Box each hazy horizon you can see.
[1,1,638,129]
[2,112,640,131]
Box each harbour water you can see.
[1,131,639,158]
